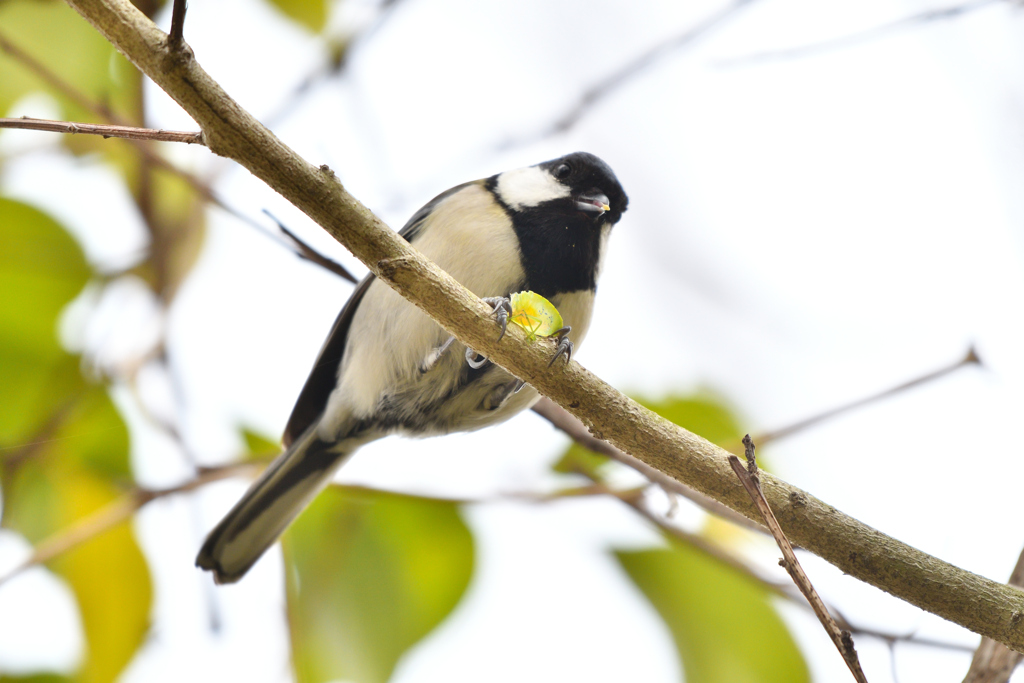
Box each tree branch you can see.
[62,0,1024,653]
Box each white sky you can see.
[3,0,1024,681]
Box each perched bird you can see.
[196,152,628,583]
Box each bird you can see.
[196,152,628,583]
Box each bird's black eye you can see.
[554,163,571,180]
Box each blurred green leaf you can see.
[0,1,141,132]
[550,438,609,478]
[265,0,328,33]
[636,394,743,449]
[1,390,150,683]
[0,0,144,208]
[0,197,150,683]
[0,399,150,683]
[552,393,744,477]
[0,197,90,448]
[283,486,474,683]
[0,673,72,683]
[617,542,809,683]
[2,383,129,538]
[51,471,152,683]
[144,166,207,300]
[0,197,90,355]
[240,426,281,461]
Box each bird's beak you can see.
[575,191,611,215]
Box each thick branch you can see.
[63,0,1024,653]
[963,548,1024,682]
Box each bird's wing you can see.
[281,181,475,445]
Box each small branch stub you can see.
[168,0,187,48]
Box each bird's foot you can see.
[463,296,513,369]
[548,326,574,367]
[481,296,513,341]
[421,335,456,372]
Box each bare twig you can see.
[718,0,1003,67]
[0,451,640,589]
[962,547,1024,682]
[504,0,760,147]
[0,116,203,144]
[262,210,358,283]
[731,435,869,683]
[751,346,981,447]
[168,0,187,47]
[0,462,259,588]
[0,392,84,467]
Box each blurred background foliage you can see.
[0,0,996,681]
[0,165,808,680]
[0,1,809,677]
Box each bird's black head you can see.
[487,152,628,296]
[489,152,628,226]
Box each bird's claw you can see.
[482,296,513,341]
[548,326,573,367]
[465,347,488,369]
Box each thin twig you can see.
[0,455,636,589]
[503,0,760,147]
[717,0,1003,67]
[0,462,259,588]
[750,346,981,447]
[263,210,358,283]
[731,435,869,683]
[168,0,187,47]
[0,116,204,144]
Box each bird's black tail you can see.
[196,425,352,584]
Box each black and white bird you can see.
[197,152,628,583]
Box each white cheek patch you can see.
[496,166,570,210]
